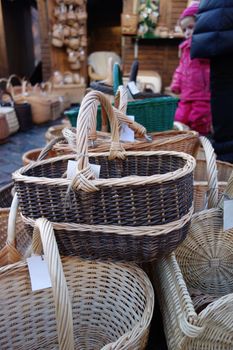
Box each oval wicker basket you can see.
[0,218,154,349]
[13,90,195,262]
[47,86,199,158]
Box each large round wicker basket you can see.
[0,218,154,350]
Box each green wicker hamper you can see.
[66,96,178,132]
[126,96,178,132]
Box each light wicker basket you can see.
[22,147,59,166]
[0,218,154,350]
[45,124,67,143]
[13,90,195,263]
[0,194,31,266]
[0,106,19,134]
[154,173,233,350]
[52,86,200,156]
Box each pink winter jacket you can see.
[171,38,210,101]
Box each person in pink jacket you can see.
[171,2,211,135]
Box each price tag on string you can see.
[223,198,233,230]
[127,81,140,95]
[120,115,135,142]
[67,160,100,180]
[27,255,52,292]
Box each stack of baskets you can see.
[154,169,233,349]
[4,84,233,349]
[0,88,197,349]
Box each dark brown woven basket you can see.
[0,182,14,208]
[14,91,195,262]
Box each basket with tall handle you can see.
[0,217,154,349]
[13,90,195,262]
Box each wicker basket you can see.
[22,147,59,166]
[0,218,154,349]
[0,106,19,134]
[54,86,199,157]
[154,174,233,349]
[68,85,178,132]
[0,183,14,208]
[52,83,86,104]
[125,95,178,133]
[0,115,10,143]
[0,194,31,266]
[13,91,195,262]
[193,136,233,212]
[45,124,67,143]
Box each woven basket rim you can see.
[13,150,196,188]
[22,207,193,236]
[127,96,179,105]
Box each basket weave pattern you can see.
[0,218,154,349]
[13,91,195,262]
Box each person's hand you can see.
[171,85,180,94]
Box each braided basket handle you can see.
[76,90,124,175]
[113,85,147,138]
[114,85,128,114]
[6,193,19,245]
[31,218,74,350]
[199,136,218,209]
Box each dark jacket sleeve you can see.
[191,0,233,59]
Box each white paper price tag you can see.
[127,81,140,95]
[223,199,233,230]
[90,163,101,178]
[120,115,135,142]
[27,255,52,292]
[67,160,100,179]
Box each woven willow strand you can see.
[32,218,75,350]
[22,206,193,237]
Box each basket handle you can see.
[113,85,148,138]
[6,74,22,89]
[6,193,19,245]
[114,85,128,114]
[199,136,219,209]
[0,193,23,265]
[31,218,75,350]
[37,136,65,161]
[217,171,233,209]
[0,90,14,105]
[73,90,125,192]
[40,81,53,95]
[156,254,205,337]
